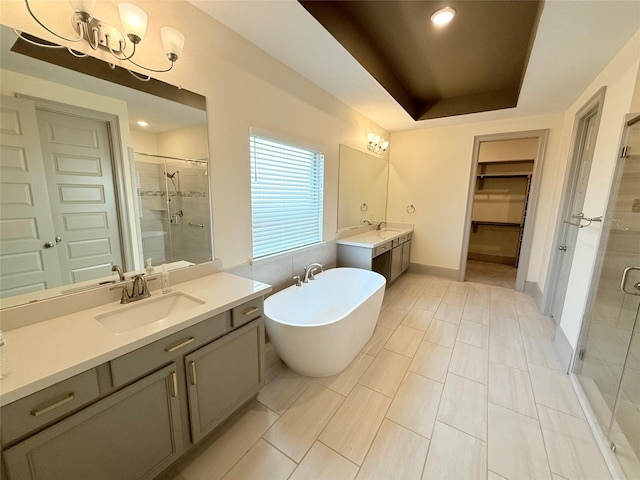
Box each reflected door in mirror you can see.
[0,96,123,298]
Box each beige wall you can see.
[387,112,565,283]
[558,30,640,348]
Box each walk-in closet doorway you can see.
[460,130,548,291]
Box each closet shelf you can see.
[476,173,532,179]
[471,220,523,227]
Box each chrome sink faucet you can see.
[303,263,324,283]
[111,274,151,304]
[376,221,387,231]
[111,265,125,282]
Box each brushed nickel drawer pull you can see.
[170,371,178,397]
[190,360,197,385]
[31,393,75,417]
[165,337,195,353]
[242,306,259,316]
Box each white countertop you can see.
[336,226,413,248]
[0,272,271,406]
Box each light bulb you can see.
[161,26,185,62]
[118,2,148,44]
[381,140,389,151]
[431,6,456,26]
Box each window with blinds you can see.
[250,134,324,259]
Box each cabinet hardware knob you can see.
[242,307,259,316]
[190,361,197,385]
[31,393,75,417]
[170,371,178,397]
[165,337,195,353]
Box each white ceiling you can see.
[190,0,640,132]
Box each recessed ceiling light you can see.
[431,6,456,26]
[137,120,149,127]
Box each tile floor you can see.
[162,273,613,480]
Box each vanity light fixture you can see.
[431,6,456,26]
[19,0,185,78]
[367,133,389,155]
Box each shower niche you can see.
[134,153,211,266]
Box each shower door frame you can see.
[570,112,640,478]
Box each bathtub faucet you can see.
[303,263,324,283]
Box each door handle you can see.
[44,241,55,248]
[620,266,640,296]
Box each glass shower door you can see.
[573,113,640,477]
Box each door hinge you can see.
[578,349,585,360]
[620,146,630,158]
[610,441,617,453]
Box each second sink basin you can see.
[96,292,205,334]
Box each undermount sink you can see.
[96,292,205,333]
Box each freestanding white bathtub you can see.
[264,267,386,376]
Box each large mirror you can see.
[0,25,212,306]
[337,144,389,230]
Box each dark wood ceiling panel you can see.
[299,0,543,121]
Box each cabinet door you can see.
[3,364,183,480]
[185,320,262,443]
[390,246,403,282]
[401,241,411,272]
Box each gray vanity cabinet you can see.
[3,363,183,480]
[390,234,412,283]
[185,319,262,442]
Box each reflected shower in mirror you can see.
[337,144,389,230]
[134,153,211,265]
[0,25,212,305]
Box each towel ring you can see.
[360,203,368,211]
[406,204,416,214]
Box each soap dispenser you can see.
[161,264,171,293]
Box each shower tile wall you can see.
[164,160,211,264]
[136,161,168,264]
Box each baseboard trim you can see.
[524,281,543,309]
[553,325,574,373]
[408,263,460,280]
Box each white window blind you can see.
[250,134,324,259]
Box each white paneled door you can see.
[36,108,122,285]
[0,96,123,298]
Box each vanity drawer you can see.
[232,298,263,328]
[110,311,230,388]
[398,234,410,244]
[1,368,100,445]
[374,242,392,257]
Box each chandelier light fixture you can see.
[19,0,185,77]
[367,133,389,155]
